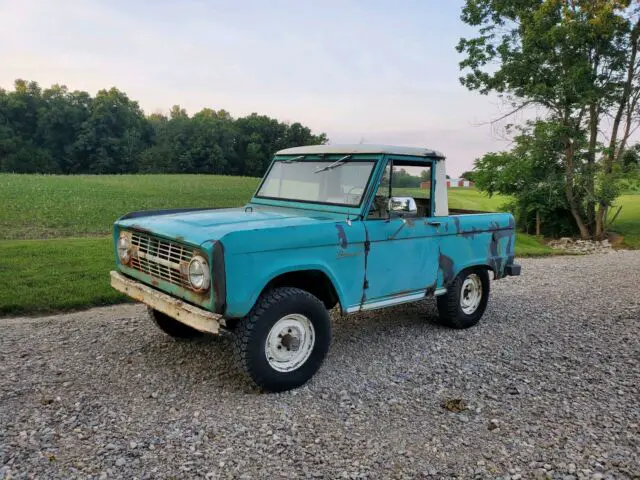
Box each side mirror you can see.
[388,196,417,217]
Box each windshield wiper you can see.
[314,155,351,173]
[280,155,305,163]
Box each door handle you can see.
[427,221,441,227]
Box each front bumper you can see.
[110,271,222,334]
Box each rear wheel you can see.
[437,268,490,329]
[148,308,204,339]
[233,287,331,392]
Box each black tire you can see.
[233,287,331,392]
[437,268,490,329]
[148,308,204,339]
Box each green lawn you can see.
[0,237,124,315]
[613,194,640,248]
[1,173,637,315]
[0,174,259,240]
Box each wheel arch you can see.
[259,268,342,311]
[451,261,495,283]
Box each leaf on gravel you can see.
[441,398,467,413]
[506,385,521,395]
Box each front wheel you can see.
[233,287,331,392]
[437,268,490,329]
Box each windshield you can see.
[256,159,376,206]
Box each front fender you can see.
[224,256,349,318]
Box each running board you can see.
[346,289,443,314]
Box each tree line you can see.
[0,80,327,176]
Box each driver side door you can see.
[359,159,441,309]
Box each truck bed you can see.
[449,208,494,215]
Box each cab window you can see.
[367,160,432,219]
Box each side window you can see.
[367,161,432,219]
[391,164,432,218]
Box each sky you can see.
[0,0,525,176]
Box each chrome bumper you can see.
[110,270,222,334]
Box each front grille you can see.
[129,232,194,288]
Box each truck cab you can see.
[110,144,521,391]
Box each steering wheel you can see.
[345,186,364,205]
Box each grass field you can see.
[0,174,259,240]
[1,173,637,315]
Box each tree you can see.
[460,170,476,182]
[72,88,151,173]
[0,79,52,173]
[621,143,640,172]
[391,168,422,188]
[458,0,640,238]
[474,121,577,236]
[37,85,92,173]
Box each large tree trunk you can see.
[607,17,640,170]
[564,138,591,239]
[585,102,598,229]
[595,205,606,239]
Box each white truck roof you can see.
[276,144,445,159]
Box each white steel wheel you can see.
[265,313,316,373]
[460,273,483,315]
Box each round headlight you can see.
[188,255,210,291]
[118,234,131,264]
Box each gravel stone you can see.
[1,252,639,478]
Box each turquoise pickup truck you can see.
[111,144,520,391]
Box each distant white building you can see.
[447,178,474,188]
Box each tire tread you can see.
[436,268,490,329]
[233,287,329,391]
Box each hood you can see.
[116,206,343,246]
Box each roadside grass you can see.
[515,233,557,257]
[0,237,125,316]
[1,174,636,315]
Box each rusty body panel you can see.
[110,271,222,334]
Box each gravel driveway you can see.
[1,252,639,479]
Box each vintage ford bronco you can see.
[110,144,521,391]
